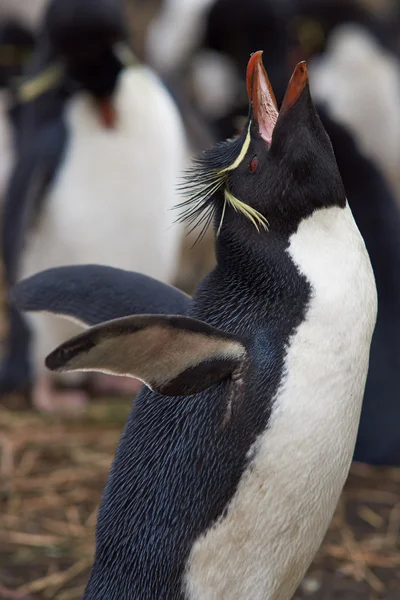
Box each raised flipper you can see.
[11,265,191,327]
[46,314,246,397]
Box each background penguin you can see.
[145,0,214,76]
[289,0,400,203]
[0,20,35,202]
[12,55,377,598]
[0,0,186,412]
[146,0,290,141]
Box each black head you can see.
[43,0,129,125]
[288,0,390,62]
[178,52,345,246]
[0,20,35,88]
[45,0,126,60]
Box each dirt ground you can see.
[0,399,399,600]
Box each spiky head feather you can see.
[176,120,268,242]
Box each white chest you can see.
[19,66,186,285]
[184,204,377,600]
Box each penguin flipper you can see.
[45,314,246,397]
[11,265,191,327]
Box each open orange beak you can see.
[246,51,309,145]
[280,61,309,115]
[97,97,117,129]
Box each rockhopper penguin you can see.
[12,53,377,599]
[0,0,186,411]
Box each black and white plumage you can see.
[12,54,377,598]
[0,0,186,403]
[150,0,400,466]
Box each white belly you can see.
[19,66,186,373]
[184,204,377,599]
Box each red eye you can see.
[249,156,258,173]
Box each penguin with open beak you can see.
[11,54,377,598]
[0,0,186,411]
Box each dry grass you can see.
[0,402,128,599]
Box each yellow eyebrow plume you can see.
[177,119,269,240]
[223,188,269,233]
[17,63,64,103]
[221,122,252,173]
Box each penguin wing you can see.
[45,313,246,397]
[1,118,67,286]
[11,265,191,327]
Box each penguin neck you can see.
[215,219,292,288]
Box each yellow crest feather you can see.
[17,63,64,103]
[223,189,269,233]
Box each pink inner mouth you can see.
[246,52,309,145]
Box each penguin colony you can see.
[13,52,377,598]
[0,0,186,410]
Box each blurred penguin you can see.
[0,0,47,198]
[146,0,214,75]
[146,0,289,138]
[0,0,186,412]
[289,0,400,201]
[0,0,49,31]
[0,20,35,201]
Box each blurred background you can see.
[0,0,399,598]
